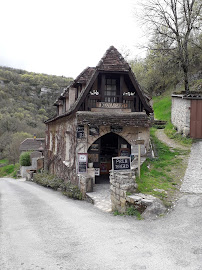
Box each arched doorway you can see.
[88,132,131,183]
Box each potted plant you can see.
[88,156,93,168]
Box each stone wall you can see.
[45,111,151,187]
[171,95,191,135]
[110,170,167,217]
[110,170,137,213]
[44,114,78,185]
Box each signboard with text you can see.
[96,102,128,109]
[112,157,131,171]
[78,153,87,173]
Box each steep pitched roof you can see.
[73,67,96,85]
[97,46,130,72]
[20,138,45,152]
[45,46,153,123]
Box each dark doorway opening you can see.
[88,132,131,184]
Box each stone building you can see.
[172,94,202,138]
[20,138,45,154]
[45,46,153,186]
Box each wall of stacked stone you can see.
[171,96,190,135]
[110,170,137,213]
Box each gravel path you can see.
[155,129,190,150]
[1,178,202,270]
[181,141,202,193]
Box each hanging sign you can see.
[78,153,87,173]
[112,157,131,171]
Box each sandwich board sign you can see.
[112,157,131,171]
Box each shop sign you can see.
[111,126,123,133]
[96,102,128,109]
[78,153,87,173]
[77,125,85,139]
[135,139,145,145]
[119,148,130,157]
[90,143,99,151]
[112,157,131,171]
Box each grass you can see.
[135,128,190,207]
[0,162,20,178]
[0,159,9,165]
[153,95,172,122]
[153,93,192,146]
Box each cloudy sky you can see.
[0,0,147,78]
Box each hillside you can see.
[0,66,73,161]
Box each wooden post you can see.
[135,139,145,178]
[138,144,141,178]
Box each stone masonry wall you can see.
[171,96,191,135]
[110,170,137,213]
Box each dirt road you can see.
[0,178,202,270]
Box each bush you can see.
[62,182,83,200]
[20,152,31,166]
[33,172,63,190]
[33,172,83,200]
[126,206,142,219]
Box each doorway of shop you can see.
[88,132,131,184]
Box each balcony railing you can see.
[87,95,135,111]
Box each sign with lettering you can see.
[112,157,131,171]
[135,139,145,145]
[119,148,130,157]
[111,126,123,133]
[78,153,87,173]
[96,102,128,109]
[77,125,85,139]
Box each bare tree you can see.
[139,0,202,94]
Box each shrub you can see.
[126,206,142,219]
[20,152,31,166]
[33,172,83,200]
[62,182,83,200]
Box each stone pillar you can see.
[110,170,137,213]
[79,174,93,197]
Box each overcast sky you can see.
[0,0,147,78]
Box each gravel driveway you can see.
[1,177,202,270]
[181,141,202,193]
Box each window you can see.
[104,79,117,103]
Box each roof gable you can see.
[45,46,153,123]
[97,46,130,72]
[73,67,96,85]
[20,138,45,152]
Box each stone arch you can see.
[87,132,131,180]
[87,127,132,151]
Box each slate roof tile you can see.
[20,138,45,152]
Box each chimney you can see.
[68,87,76,109]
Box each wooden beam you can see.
[101,74,105,102]
[120,75,124,103]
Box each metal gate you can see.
[190,99,202,139]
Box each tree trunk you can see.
[184,69,189,95]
